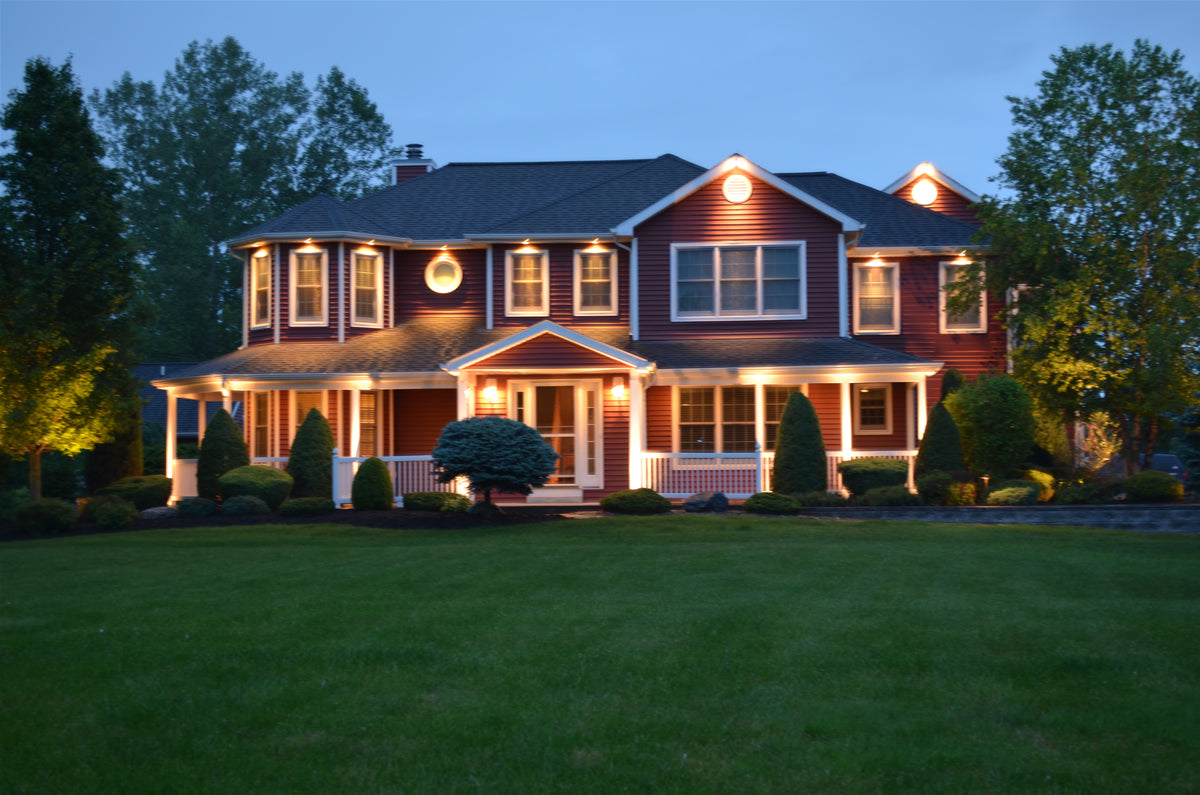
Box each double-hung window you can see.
[574,249,617,315]
[358,391,377,457]
[853,384,892,435]
[940,261,986,333]
[764,386,802,451]
[252,391,271,457]
[854,261,899,333]
[251,249,271,327]
[672,242,806,320]
[290,247,328,326]
[677,386,757,453]
[352,250,382,327]
[506,249,549,316]
[291,390,326,447]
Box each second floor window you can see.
[291,248,327,326]
[672,242,806,321]
[574,249,617,315]
[506,249,549,316]
[353,251,382,326]
[251,250,271,327]
[854,261,899,334]
[940,261,986,333]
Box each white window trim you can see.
[251,249,271,329]
[853,260,900,334]
[351,249,383,328]
[672,385,759,454]
[509,379,604,488]
[289,247,329,326]
[670,241,808,322]
[505,249,550,317]
[573,249,618,316]
[852,384,893,435]
[290,390,328,446]
[251,390,273,457]
[939,261,987,334]
[358,389,379,458]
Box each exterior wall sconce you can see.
[722,173,753,204]
[911,178,938,206]
[611,376,626,398]
[482,378,499,401]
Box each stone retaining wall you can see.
[796,505,1200,534]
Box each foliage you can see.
[771,392,827,495]
[286,408,334,499]
[837,457,909,497]
[795,490,849,507]
[278,497,336,517]
[1021,469,1056,503]
[916,471,977,506]
[945,373,1035,477]
[742,492,800,515]
[431,416,560,506]
[218,465,293,510]
[853,485,923,507]
[1057,481,1119,505]
[83,375,144,492]
[1077,411,1123,474]
[986,481,1040,506]
[176,497,219,517]
[915,402,966,476]
[91,38,396,360]
[403,491,472,513]
[1124,470,1184,503]
[222,495,271,516]
[0,58,146,501]
[93,497,139,530]
[196,410,249,501]
[16,499,76,535]
[939,368,966,402]
[0,487,30,522]
[350,457,393,511]
[95,475,173,510]
[598,488,672,515]
[954,40,1200,474]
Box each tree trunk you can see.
[29,449,42,502]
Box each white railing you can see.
[331,452,463,507]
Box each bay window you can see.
[251,249,271,327]
[290,248,327,326]
[352,251,382,327]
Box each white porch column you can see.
[350,389,361,457]
[456,374,472,419]
[165,392,178,487]
[197,400,207,441]
[916,378,929,440]
[907,383,917,451]
[840,382,853,459]
[753,383,766,453]
[628,371,646,489]
[222,390,232,415]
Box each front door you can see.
[512,380,602,488]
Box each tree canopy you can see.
[953,40,1200,473]
[91,37,398,360]
[0,57,145,499]
[431,416,560,511]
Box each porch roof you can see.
[627,336,936,370]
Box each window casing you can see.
[854,261,899,334]
[764,386,802,451]
[290,248,328,326]
[251,250,271,328]
[671,242,806,321]
[574,249,617,316]
[853,385,892,435]
[506,249,549,316]
[677,386,757,453]
[252,391,271,457]
[358,391,377,457]
[291,390,326,447]
[352,251,382,327]
[940,261,986,333]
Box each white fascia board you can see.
[883,163,982,204]
[848,245,986,258]
[442,319,650,373]
[155,371,457,396]
[463,233,621,243]
[613,154,866,236]
[226,231,413,249]
[652,362,944,386]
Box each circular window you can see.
[425,256,462,294]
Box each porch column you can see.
[840,382,853,459]
[350,388,361,457]
[628,371,645,489]
[165,392,178,487]
[753,383,766,452]
[916,378,929,440]
[222,390,232,415]
[197,400,207,441]
[456,374,472,419]
[906,384,917,451]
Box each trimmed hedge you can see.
[853,485,923,506]
[94,497,140,529]
[403,491,472,513]
[916,471,977,506]
[987,480,1040,505]
[795,490,849,507]
[177,497,219,517]
[16,499,76,535]
[837,457,909,497]
[742,492,800,515]
[222,495,271,515]
[279,497,337,517]
[351,457,394,511]
[95,475,173,510]
[1057,480,1120,505]
[218,465,294,510]
[915,403,965,476]
[599,488,672,515]
[1125,470,1184,503]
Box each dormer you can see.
[884,162,981,225]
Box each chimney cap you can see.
[406,143,424,160]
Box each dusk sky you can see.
[3,1,1198,196]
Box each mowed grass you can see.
[2,517,1198,793]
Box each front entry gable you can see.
[442,320,651,373]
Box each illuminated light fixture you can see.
[305,238,313,244]
[515,243,539,254]
[482,378,499,401]
[911,178,938,206]
[583,242,609,254]
[253,249,269,258]
[722,173,753,204]
[296,243,323,253]
[612,376,626,398]
[367,239,375,246]
[915,162,934,176]
[425,255,462,294]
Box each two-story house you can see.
[154,150,1005,504]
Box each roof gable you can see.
[884,162,982,204]
[443,321,651,372]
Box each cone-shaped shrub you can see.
[771,392,827,495]
[351,456,394,510]
[915,402,966,476]
[939,368,966,402]
[286,408,334,498]
[196,409,249,500]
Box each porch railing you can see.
[331,452,462,507]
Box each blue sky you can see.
[3,1,1198,196]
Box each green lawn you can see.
[2,517,1197,793]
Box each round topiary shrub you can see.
[837,457,909,497]
[599,488,672,515]
[351,457,394,511]
[197,409,249,501]
[95,474,173,510]
[742,492,800,515]
[916,471,977,506]
[853,485,923,506]
[795,490,849,507]
[94,497,140,530]
[986,481,1040,505]
[222,494,271,516]
[279,497,337,517]
[176,497,220,517]
[286,408,335,499]
[402,491,472,513]
[1124,470,1184,503]
[16,499,77,535]
[218,465,294,510]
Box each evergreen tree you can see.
[914,402,966,476]
[431,416,559,512]
[351,457,394,510]
[286,408,334,498]
[771,392,827,495]
[939,368,966,403]
[0,57,145,500]
[196,409,249,500]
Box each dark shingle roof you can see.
[628,337,935,370]
[235,193,397,241]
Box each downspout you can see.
[838,233,849,337]
[338,241,345,344]
[241,250,249,350]
[486,246,494,330]
[273,243,281,345]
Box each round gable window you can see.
[425,256,462,294]
[722,173,753,204]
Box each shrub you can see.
[837,457,909,497]
[1057,480,1120,505]
[279,497,337,517]
[286,408,334,499]
[795,490,849,507]
[95,474,173,510]
[986,481,1040,505]
[196,409,249,500]
[176,497,219,517]
[742,492,800,515]
[915,403,965,476]
[403,491,472,513]
[939,367,966,402]
[772,392,828,495]
[853,485,923,506]
[599,488,672,515]
[222,494,270,515]
[0,487,30,522]
[1124,470,1184,503]
[1021,469,1056,503]
[945,373,1035,478]
[84,396,143,493]
[432,416,560,508]
[93,497,139,530]
[351,457,394,511]
[16,499,77,535]
[916,471,977,506]
[219,465,293,510]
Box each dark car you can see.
[1144,453,1187,483]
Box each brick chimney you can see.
[389,143,436,185]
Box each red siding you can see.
[634,175,844,340]
[392,389,458,455]
[587,374,630,499]
[491,243,629,329]
[807,384,842,450]
[892,177,980,225]
[394,248,487,320]
[467,334,628,370]
[645,385,672,451]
